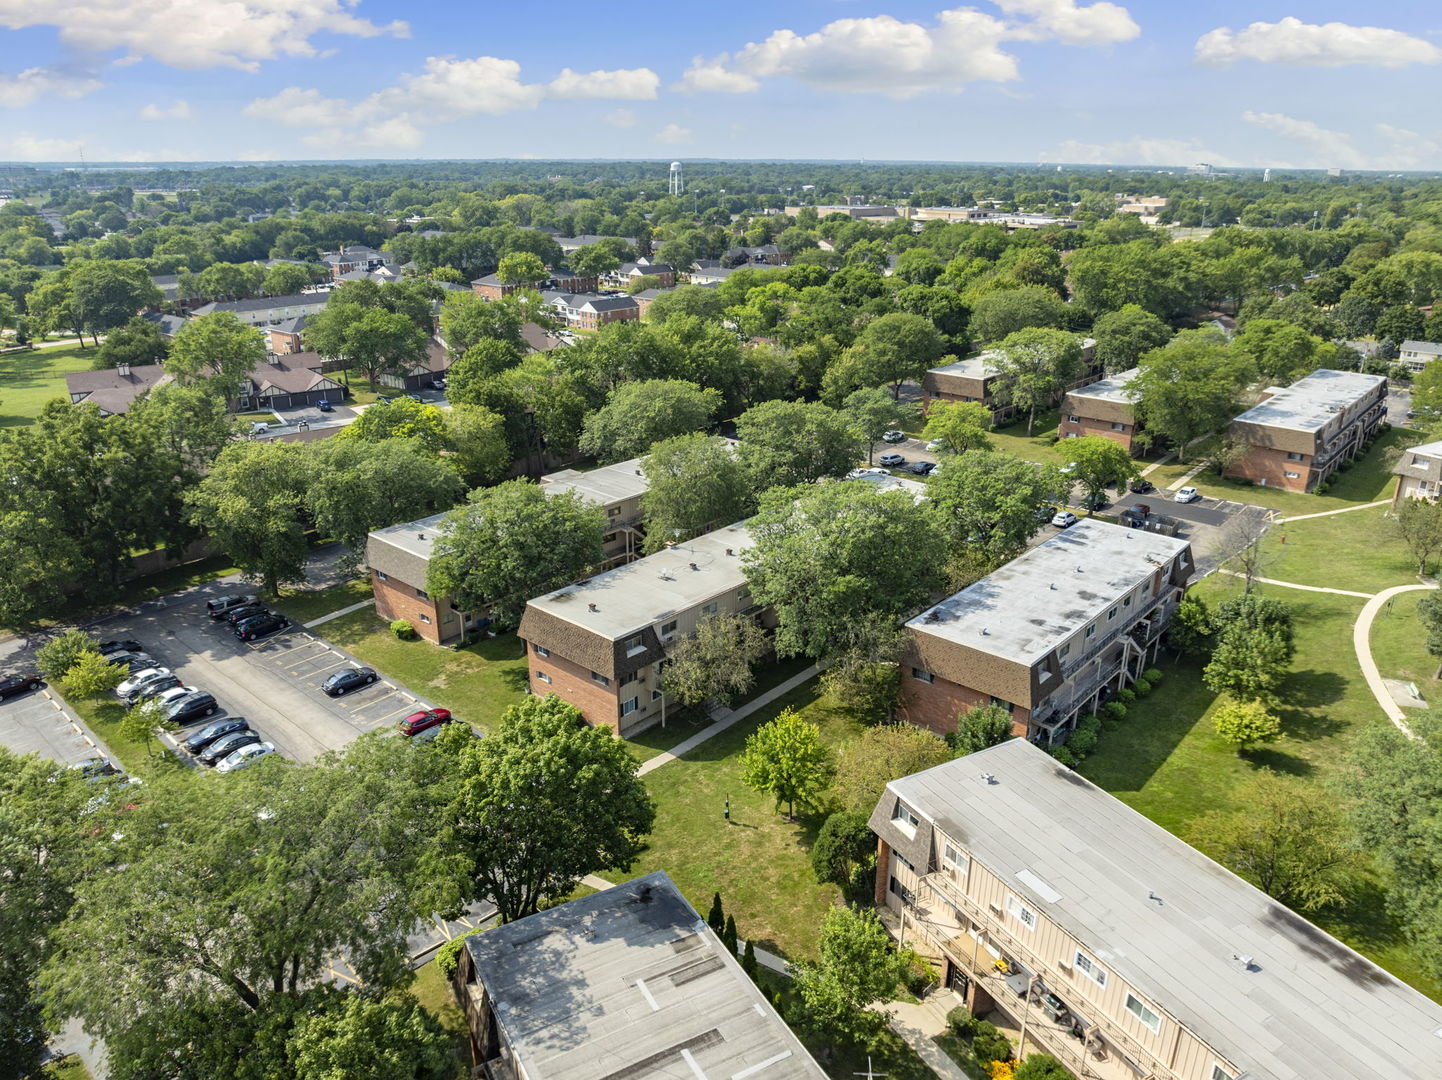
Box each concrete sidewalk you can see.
[880,993,971,1080]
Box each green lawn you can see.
[408,960,471,1079]
[272,577,373,625]
[318,609,529,732]
[41,1055,93,1080]
[1261,505,1419,594]
[1080,575,1442,1000]
[1368,591,1442,704]
[987,409,1068,466]
[0,344,100,427]
[68,696,185,778]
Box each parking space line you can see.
[288,656,349,676]
[339,690,397,712]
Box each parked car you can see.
[234,613,289,642]
[215,741,276,773]
[925,439,948,452]
[322,666,378,696]
[0,672,42,699]
[315,399,334,412]
[882,430,907,443]
[223,602,269,625]
[910,461,937,476]
[1034,505,1058,523]
[846,467,889,479]
[247,421,270,436]
[1082,492,1109,512]
[116,667,174,702]
[199,730,261,766]
[184,716,251,755]
[1129,479,1156,494]
[164,691,219,726]
[207,594,257,619]
[878,452,906,467]
[132,674,183,703]
[1051,510,1079,528]
[427,378,447,391]
[106,652,157,674]
[1060,462,1077,475]
[1174,486,1200,504]
[98,639,143,656]
[151,684,199,709]
[72,757,120,780]
[397,708,452,737]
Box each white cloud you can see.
[0,67,101,107]
[0,0,409,72]
[604,108,638,128]
[547,67,658,100]
[140,99,191,120]
[1039,135,1237,167]
[676,1,1139,98]
[244,86,367,128]
[1376,123,1442,168]
[371,56,545,116]
[1196,17,1441,68]
[1241,110,1365,169]
[1,133,85,159]
[654,123,693,145]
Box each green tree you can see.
[738,707,834,819]
[455,354,588,461]
[35,629,100,682]
[1417,591,1442,678]
[926,451,1063,561]
[810,810,877,895]
[1090,304,1173,374]
[286,992,456,1080]
[969,285,1068,342]
[340,307,430,388]
[426,480,605,626]
[832,725,950,814]
[991,327,1084,435]
[167,311,266,391]
[578,379,722,464]
[842,311,947,399]
[1130,329,1251,463]
[338,395,450,453]
[1014,1055,1075,1080]
[791,906,911,1048]
[261,262,317,296]
[1210,696,1283,752]
[1187,772,1361,912]
[742,481,947,660]
[1063,435,1139,510]
[660,611,770,708]
[843,387,917,464]
[437,291,527,355]
[734,399,863,490]
[67,260,163,342]
[707,892,725,934]
[567,244,622,279]
[1233,318,1330,383]
[921,400,994,456]
[445,403,512,486]
[60,650,125,700]
[646,285,727,324]
[440,695,655,923]
[819,623,908,725]
[640,433,754,552]
[448,338,525,393]
[1168,593,1215,658]
[1391,497,1442,576]
[496,251,548,286]
[116,699,173,758]
[93,315,169,370]
[948,704,1016,756]
[195,262,263,302]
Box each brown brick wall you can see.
[875,839,891,907]
[1058,415,1135,452]
[526,647,622,730]
[897,675,1030,739]
[372,573,457,645]
[1226,445,1312,492]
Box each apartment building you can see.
[925,342,1100,424]
[453,872,825,1080]
[901,520,1193,745]
[543,291,641,329]
[1226,369,1387,493]
[471,269,597,300]
[517,522,755,735]
[604,261,677,289]
[1059,369,1141,453]
[870,739,1442,1080]
[1398,339,1442,373]
[320,245,387,279]
[1392,438,1442,506]
[539,456,651,567]
[190,291,331,327]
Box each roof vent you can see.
[725,548,734,556]
[981,627,989,635]
[587,603,598,612]
[925,610,941,622]
[1049,583,1056,590]
[980,772,996,785]
[1076,566,1084,573]
[635,469,642,476]
[417,533,425,540]
[689,562,699,571]
[1148,891,1164,906]
[1232,953,1256,972]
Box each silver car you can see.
[116,667,172,701]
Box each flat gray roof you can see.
[366,511,450,563]
[928,351,999,380]
[907,519,1190,664]
[885,740,1442,1080]
[1066,367,1139,403]
[845,471,929,501]
[540,458,650,508]
[464,872,825,1080]
[527,521,752,639]
[1233,369,1386,433]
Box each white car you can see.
[152,684,199,709]
[116,667,172,699]
[1051,510,1079,528]
[925,439,948,452]
[882,430,907,443]
[846,467,890,479]
[878,452,906,467]
[215,741,276,773]
[1173,486,1200,503]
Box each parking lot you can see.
[0,684,105,767]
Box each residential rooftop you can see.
[463,872,825,1080]
[928,352,1000,380]
[1233,369,1387,434]
[540,457,650,509]
[1401,339,1442,356]
[191,291,330,315]
[1066,367,1139,403]
[845,471,929,501]
[906,519,1190,665]
[525,521,752,640]
[878,739,1442,1080]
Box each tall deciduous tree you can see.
[578,379,722,464]
[1090,303,1173,374]
[990,327,1084,435]
[261,262,318,296]
[926,451,1063,561]
[66,260,163,342]
[969,285,1068,342]
[921,400,993,456]
[93,315,169,370]
[739,707,834,820]
[60,650,125,700]
[832,725,951,814]
[1391,497,1442,576]
[841,311,946,400]
[842,387,917,464]
[340,307,430,388]
[1064,434,1139,510]
[445,402,511,486]
[440,696,655,923]
[437,291,527,356]
[166,311,266,392]
[734,399,863,490]
[337,395,450,453]
[1130,329,1252,463]
[496,251,548,286]
[791,906,911,1048]
[641,433,754,552]
[660,611,770,708]
[426,480,604,626]
[1417,591,1442,678]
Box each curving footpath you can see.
[1353,583,1437,740]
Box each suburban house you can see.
[471,268,597,300]
[603,261,676,289]
[376,339,451,391]
[66,353,343,416]
[66,363,171,416]
[901,520,1193,745]
[553,234,639,255]
[1059,368,1142,452]
[366,512,475,646]
[453,871,825,1080]
[150,273,204,311]
[1392,438,1442,505]
[688,265,737,286]
[724,243,785,265]
[539,456,652,568]
[335,264,401,285]
[139,311,186,338]
[517,521,756,736]
[1398,339,1442,373]
[521,321,566,352]
[631,287,670,316]
[925,341,1099,423]
[320,245,387,279]
[190,291,330,327]
[543,291,640,329]
[267,315,311,354]
[870,739,1442,1080]
[1226,369,1387,493]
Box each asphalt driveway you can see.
[0,683,106,767]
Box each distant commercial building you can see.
[1059,368,1142,453]
[782,203,904,222]
[910,207,1077,230]
[869,739,1442,1080]
[1226,369,1387,492]
[454,871,826,1080]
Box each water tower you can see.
[668,160,684,197]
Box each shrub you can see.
[900,948,935,995]
[971,1022,1013,1065]
[1117,688,1136,705]
[1132,677,1152,696]
[1048,745,1077,767]
[1067,714,1101,757]
[36,629,100,681]
[1014,1054,1075,1080]
[947,1006,981,1038]
[389,618,417,640]
[435,925,489,980]
[1143,668,1162,684]
[1102,701,1127,722]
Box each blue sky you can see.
[3,2,1441,168]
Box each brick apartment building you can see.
[471,268,597,301]
[1059,368,1142,452]
[267,315,310,354]
[901,520,1193,745]
[924,341,1099,423]
[870,739,1442,1080]
[320,245,387,280]
[544,291,640,329]
[603,261,677,289]
[1226,369,1387,493]
[539,458,651,568]
[191,291,331,327]
[454,872,825,1080]
[517,522,756,736]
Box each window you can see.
[620,697,639,717]
[1287,452,1305,462]
[619,671,638,686]
[1125,993,1161,1034]
[1123,593,1132,607]
[892,802,919,827]
[1111,422,1127,432]
[536,671,552,684]
[989,697,1013,713]
[1074,951,1108,989]
[1210,1067,1236,1080]
[602,532,618,544]
[1085,623,1096,639]
[415,588,429,600]
[591,672,610,687]
[1414,455,1428,467]
[911,667,933,683]
[419,614,431,624]
[1005,895,1037,932]
[533,644,550,658]
[1284,470,1300,479]
[701,602,718,616]
[894,852,915,873]
[737,587,750,603]
[375,571,388,581]
[1067,414,1080,423]
[651,689,663,701]
[607,506,622,518]
[943,843,969,875]
[888,876,916,905]
[1107,606,1118,621]
[623,633,645,654]
[1059,643,1070,659]
[660,620,677,636]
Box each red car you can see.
[397,708,452,737]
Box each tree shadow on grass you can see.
[1243,746,1314,777]
[1281,669,1349,710]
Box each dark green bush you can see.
[1015,1053,1075,1080]
[1142,668,1163,683]
[970,1022,1013,1065]
[947,1006,980,1038]
[1117,688,1136,705]
[1133,677,1152,696]
[1102,701,1127,722]
[1049,745,1077,767]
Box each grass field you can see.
[1261,504,1420,594]
[41,1055,93,1080]
[0,344,99,427]
[1369,591,1442,704]
[271,577,373,625]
